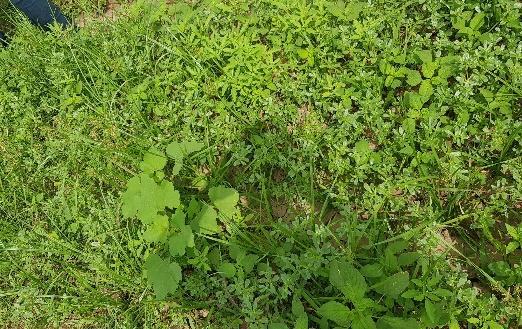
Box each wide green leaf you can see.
[166,141,204,175]
[169,225,194,256]
[425,299,441,324]
[292,296,305,317]
[352,314,376,329]
[121,173,180,223]
[414,50,432,64]
[208,186,239,217]
[329,260,367,302]
[143,214,169,243]
[294,315,308,329]
[192,204,220,234]
[144,254,182,300]
[218,262,236,278]
[406,70,422,86]
[140,148,167,173]
[372,272,409,297]
[318,301,352,327]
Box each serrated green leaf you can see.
[121,175,142,218]
[449,319,459,329]
[433,288,453,298]
[166,141,204,159]
[183,141,205,154]
[425,299,442,324]
[325,1,345,19]
[355,140,371,155]
[401,289,420,299]
[352,314,376,329]
[166,141,203,176]
[372,272,409,297]
[402,117,416,134]
[218,262,236,278]
[143,214,169,243]
[422,61,438,78]
[144,254,182,300]
[140,148,167,173]
[404,92,425,110]
[121,173,180,224]
[209,186,239,217]
[295,315,308,329]
[239,254,258,274]
[488,261,512,277]
[487,321,504,329]
[329,260,367,302]
[171,209,186,229]
[297,48,309,59]
[158,180,180,209]
[318,301,352,327]
[345,2,364,21]
[187,198,200,219]
[406,70,422,86]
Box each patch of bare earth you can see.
[76,0,124,27]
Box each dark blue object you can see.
[12,0,70,30]
[1,0,69,46]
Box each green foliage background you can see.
[0,0,521,327]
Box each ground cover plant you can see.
[0,0,521,327]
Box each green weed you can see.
[1,0,521,327]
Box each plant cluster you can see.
[0,0,520,328]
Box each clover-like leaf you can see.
[209,186,239,217]
[144,254,182,300]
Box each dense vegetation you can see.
[1,0,521,328]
